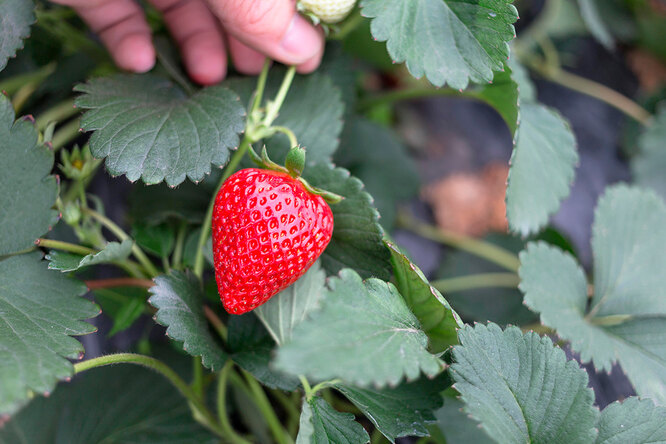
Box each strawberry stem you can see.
[74,353,228,439]
[263,66,297,127]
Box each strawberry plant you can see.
[1,0,665,443]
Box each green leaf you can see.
[296,396,370,444]
[0,94,58,255]
[385,240,462,353]
[451,323,598,444]
[46,239,133,272]
[506,103,578,236]
[304,163,391,280]
[436,233,535,325]
[335,376,448,442]
[507,57,536,104]
[334,118,420,229]
[149,271,227,371]
[0,252,99,416]
[254,261,326,346]
[632,104,666,201]
[74,74,245,186]
[276,269,443,387]
[226,71,344,165]
[227,314,300,391]
[360,0,518,90]
[578,0,614,50]
[596,397,666,444]
[520,185,666,404]
[435,396,494,444]
[129,169,221,225]
[478,67,519,135]
[0,364,217,443]
[0,0,34,71]
[93,287,147,337]
[133,222,175,257]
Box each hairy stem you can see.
[263,65,297,126]
[84,277,154,290]
[521,322,555,335]
[431,273,520,293]
[35,99,79,131]
[270,125,299,148]
[217,362,253,444]
[357,87,461,112]
[73,353,225,437]
[243,371,294,444]
[530,61,652,125]
[83,207,160,277]
[0,62,56,96]
[51,119,82,151]
[35,238,96,255]
[396,211,520,272]
[204,306,228,341]
[172,221,187,270]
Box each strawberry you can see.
[299,0,357,24]
[212,168,334,314]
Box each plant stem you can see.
[12,81,39,112]
[250,58,271,113]
[51,119,82,151]
[243,371,294,444]
[299,375,314,400]
[358,87,461,112]
[172,221,187,270]
[396,211,520,272]
[204,306,228,341]
[521,322,555,335]
[270,389,301,436]
[35,99,78,131]
[431,273,520,293]
[84,277,154,290]
[310,379,342,396]
[263,65,297,126]
[155,43,195,96]
[35,238,96,255]
[83,207,161,277]
[0,62,56,96]
[74,353,225,437]
[371,427,387,444]
[521,55,652,126]
[330,10,364,40]
[270,125,299,148]
[192,356,204,397]
[217,362,253,444]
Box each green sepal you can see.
[285,145,306,178]
[248,145,344,204]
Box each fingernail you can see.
[280,14,321,62]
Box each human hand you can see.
[51,0,325,85]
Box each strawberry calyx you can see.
[248,145,344,204]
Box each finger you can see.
[296,27,326,74]
[228,36,267,75]
[296,52,323,74]
[149,0,227,85]
[71,0,155,72]
[205,0,324,67]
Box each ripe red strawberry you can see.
[212,168,334,314]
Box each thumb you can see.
[206,0,323,66]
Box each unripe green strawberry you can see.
[300,0,356,24]
[212,168,333,314]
